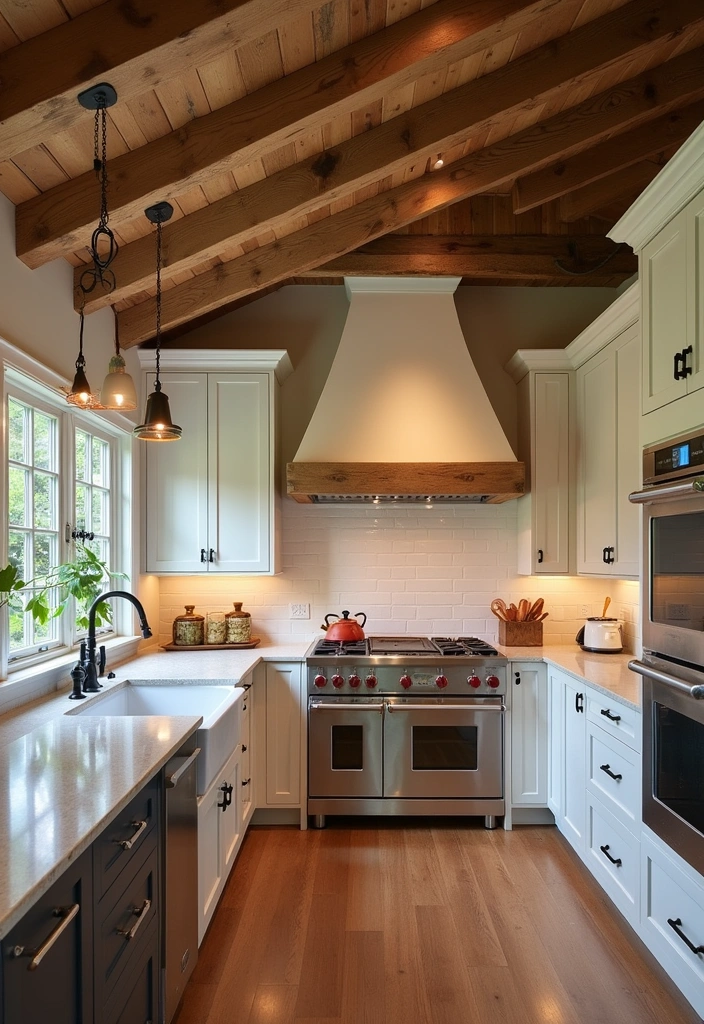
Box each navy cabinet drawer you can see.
[94,776,159,901]
[95,840,158,1003]
[103,920,159,1024]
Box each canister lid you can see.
[226,601,250,618]
[174,605,204,621]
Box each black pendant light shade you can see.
[134,201,181,442]
[67,310,103,408]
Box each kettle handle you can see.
[355,612,367,628]
[324,613,338,627]
[575,626,585,645]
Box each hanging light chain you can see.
[86,98,118,285]
[155,217,163,391]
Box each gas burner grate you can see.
[311,639,369,657]
[458,636,500,656]
[431,638,469,656]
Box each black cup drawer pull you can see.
[599,763,623,781]
[114,819,148,850]
[599,844,622,867]
[600,708,621,723]
[667,917,704,955]
[218,782,233,810]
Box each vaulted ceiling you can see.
[1,0,703,347]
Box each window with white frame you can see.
[5,372,130,668]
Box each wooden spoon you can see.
[491,599,509,621]
[518,599,529,621]
[528,598,544,621]
[538,612,549,621]
[602,596,611,619]
[507,603,518,621]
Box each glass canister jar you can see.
[206,611,226,645]
[172,605,204,646]
[226,601,252,644]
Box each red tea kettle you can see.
[321,610,367,641]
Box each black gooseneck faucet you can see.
[82,590,152,692]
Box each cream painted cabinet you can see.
[265,662,303,806]
[197,746,241,944]
[512,361,572,575]
[548,667,587,853]
[641,190,704,414]
[141,352,288,575]
[547,666,564,819]
[576,322,640,578]
[510,662,548,807]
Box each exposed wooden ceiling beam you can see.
[16,0,558,269]
[301,235,637,282]
[559,158,668,222]
[78,0,698,313]
[117,44,704,347]
[0,0,327,162]
[512,100,704,213]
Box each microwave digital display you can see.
[653,434,704,477]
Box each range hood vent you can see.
[286,279,524,505]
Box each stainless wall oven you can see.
[629,428,704,876]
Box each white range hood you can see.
[287,278,524,504]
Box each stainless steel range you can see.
[306,636,507,828]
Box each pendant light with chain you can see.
[134,202,182,441]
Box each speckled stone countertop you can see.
[0,641,310,940]
[0,713,201,939]
[495,644,640,709]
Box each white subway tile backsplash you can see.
[158,501,641,650]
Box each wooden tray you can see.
[161,638,261,651]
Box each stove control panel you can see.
[309,664,507,694]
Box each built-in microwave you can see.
[629,427,704,668]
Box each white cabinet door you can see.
[207,373,271,573]
[197,747,241,945]
[511,662,548,806]
[533,373,571,574]
[642,209,689,414]
[144,372,209,573]
[686,189,704,399]
[547,668,564,818]
[562,674,587,852]
[265,662,303,806]
[577,348,616,574]
[614,324,640,577]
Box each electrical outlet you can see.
[289,602,310,620]
[580,605,590,617]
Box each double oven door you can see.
[308,696,503,800]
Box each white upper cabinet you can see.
[610,120,704,441]
[576,322,640,578]
[140,350,291,575]
[508,354,573,576]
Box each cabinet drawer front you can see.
[103,919,159,1024]
[94,775,159,901]
[96,841,158,1001]
[587,798,640,925]
[642,835,704,1012]
[586,693,640,751]
[587,724,640,830]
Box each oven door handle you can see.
[628,659,704,700]
[310,702,384,712]
[628,478,704,504]
[385,703,505,712]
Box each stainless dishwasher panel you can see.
[163,746,200,1024]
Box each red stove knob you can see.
[332,674,345,689]
[349,674,361,688]
[400,674,413,689]
[365,675,378,689]
[487,675,501,689]
[436,675,448,689]
[468,675,481,689]
[314,674,327,688]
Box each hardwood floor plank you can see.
[340,931,385,1024]
[415,904,482,1023]
[248,984,299,1024]
[346,828,383,932]
[294,892,348,1018]
[402,825,449,906]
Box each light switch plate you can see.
[289,602,310,619]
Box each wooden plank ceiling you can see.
[1,0,703,347]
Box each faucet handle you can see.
[98,645,107,677]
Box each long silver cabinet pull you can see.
[114,819,148,850]
[166,748,201,788]
[310,702,383,712]
[628,660,704,700]
[117,898,152,941]
[386,703,506,713]
[12,903,80,971]
[628,479,704,504]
